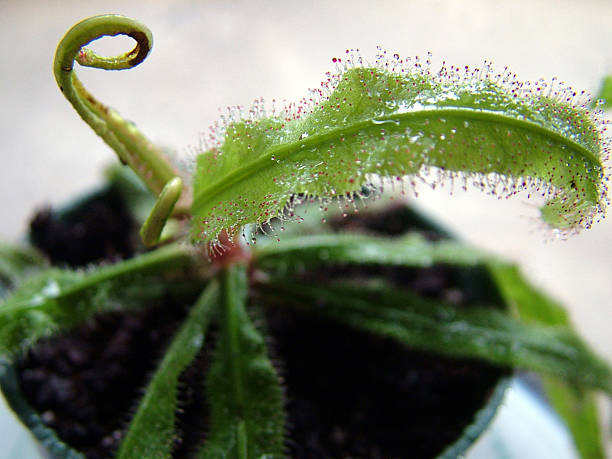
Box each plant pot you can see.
[0,181,529,458]
[0,351,511,459]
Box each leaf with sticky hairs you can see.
[0,243,47,293]
[192,58,609,245]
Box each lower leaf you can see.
[259,279,612,396]
[253,232,487,273]
[0,245,196,360]
[197,265,285,459]
[118,280,219,459]
[489,263,606,459]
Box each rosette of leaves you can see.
[1,14,611,459]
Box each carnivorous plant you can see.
[1,14,611,458]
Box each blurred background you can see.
[1,0,611,456]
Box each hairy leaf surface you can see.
[0,245,195,359]
[198,265,284,459]
[193,62,608,244]
[118,281,219,459]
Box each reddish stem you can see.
[209,230,252,268]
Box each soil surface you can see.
[16,193,507,458]
[266,308,503,458]
[29,186,136,267]
[18,305,193,458]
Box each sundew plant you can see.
[1,13,611,458]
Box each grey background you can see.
[1,0,611,455]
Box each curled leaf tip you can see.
[192,50,610,246]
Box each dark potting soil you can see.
[264,308,504,459]
[16,193,507,458]
[29,186,136,267]
[17,304,194,459]
[265,202,508,458]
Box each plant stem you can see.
[53,15,190,214]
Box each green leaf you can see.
[0,244,196,359]
[488,263,606,459]
[192,64,607,244]
[487,263,569,326]
[541,378,603,459]
[259,279,612,395]
[268,232,609,457]
[253,232,488,274]
[594,75,612,110]
[117,280,219,459]
[198,265,284,459]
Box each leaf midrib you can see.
[193,107,598,213]
[223,266,248,458]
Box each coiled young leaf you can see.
[193,58,608,244]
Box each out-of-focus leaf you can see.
[489,262,606,459]
[0,244,195,359]
[259,278,612,395]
